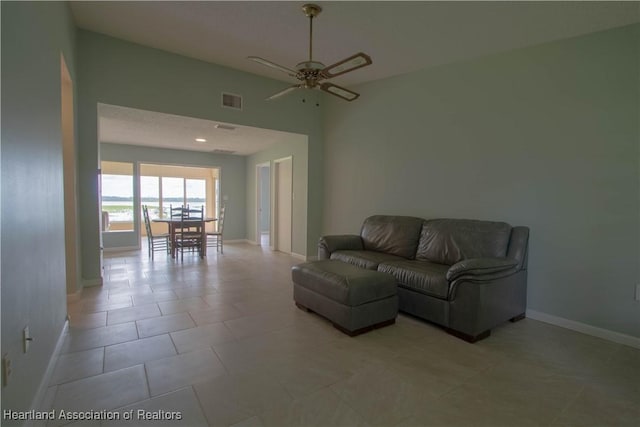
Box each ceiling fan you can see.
[248,3,372,102]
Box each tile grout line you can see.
[190,383,221,426]
[547,383,586,427]
[142,363,153,399]
[168,329,180,354]
[326,385,373,426]
[102,346,106,374]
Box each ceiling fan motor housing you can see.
[296,61,325,71]
[296,61,325,87]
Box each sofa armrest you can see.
[446,257,519,281]
[318,235,363,260]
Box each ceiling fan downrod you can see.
[302,4,322,63]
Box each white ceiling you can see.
[82,2,639,155]
[98,104,305,155]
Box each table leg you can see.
[201,222,206,258]
[171,224,177,259]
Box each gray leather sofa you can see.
[318,215,529,342]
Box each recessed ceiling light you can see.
[195,138,207,142]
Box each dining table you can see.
[152,217,217,258]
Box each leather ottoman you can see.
[291,260,398,336]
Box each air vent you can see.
[212,149,237,155]
[222,93,242,110]
[215,124,236,131]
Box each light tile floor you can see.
[43,243,639,427]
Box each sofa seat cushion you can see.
[291,260,397,306]
[330,250,406,270]
[378,260,450,299]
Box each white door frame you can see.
[273,156,293,253]
[255,162,271,246]
[61,54,80,294]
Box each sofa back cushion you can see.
[416,219,512,265]
[360,215,424,259]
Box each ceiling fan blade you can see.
[320,82,360,102]
[266,85,303,100]
[248,56,298,78]
[321,52,372,78]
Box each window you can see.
[161,177,185,217]
[140,176,160,219]
[186,179,206,213]
[139,164,218,228]
[101,161,134,232]
[159,177,207,216]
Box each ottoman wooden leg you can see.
[333,318,396,337]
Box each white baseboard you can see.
[103,245,139,252]
[291,252,307,261]
[27,319,69,425]
[82,277,103,287]
[66,288,83,301]
[526,309,640,349]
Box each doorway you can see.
[61,55,79,294]
[256,162,271,247]
[273,157,293,254]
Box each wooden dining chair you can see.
[142,205,170,259]
[169,204,186,219]
[171,204,203,230]
[206,204,225,254]
[174,206,204,261]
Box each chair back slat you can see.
[170,204,186,218]
[217,204,225,233]
[187,205,204,220]
[142,205,153,237]
[205,203,225,253]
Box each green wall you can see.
[1,1,77,414]
[246,137,309,256]
[77,31,324,284]
[323,24,640,338]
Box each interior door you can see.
[275,157,292,254]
